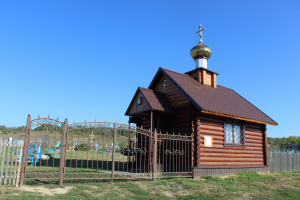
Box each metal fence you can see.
[19,115,193,186]
[269,151,300,173]
[0,138,23,186]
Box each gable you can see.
[154,75,190,107]
[126,90,151,115]
[125,87,174,116]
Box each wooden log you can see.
[199,162,264,166]
[200,153,263,158]
[200,135,223,141]
[199,117,224,124]
[200,129,224,136]
[245,135,263,140]
[200,145,263,151]
[245,131,263,137]
[200,148,263,154]
[245,143,263,147]
[200,124,224,132]
[246,139,263,144]
[200,157,264,162]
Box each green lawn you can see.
[1,171,300,200]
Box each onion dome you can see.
[190,42,212,59]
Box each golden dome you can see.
[190,42,212,59]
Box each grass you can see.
[0,171,299,200]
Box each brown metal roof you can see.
[149,67,277,126]
[139,87,174,113]
[125,87,174,115]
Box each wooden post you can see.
[0,139,6,185]
[196,117,201,167]
[262,124,268,166]
[111,122,117,179]
[153,129,157,180]
[59,118,68,185]
[20,114,31,187]
[3,140,11,185]
[9,140,16,185]
[13,141,20,185]
[150,111,153,171]
[16,142,23,187]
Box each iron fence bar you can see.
[20,114,31,187]
[162,136,165,174]
[117,128,120,172]
[184,137,187,172]
[69,130,74,173]
[143,134,146,173]
[153,129,157,180]
[111,123,117,179]
[59,118,68,185]
[107,128,109,172]
[102,127,104,172]
[122,128,125,172]
[96,128,100,173]
[172,137,174,172]
[75,129,80,173]
[139,133,142,173]
[135,132,137,174]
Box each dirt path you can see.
[19,186,74,196]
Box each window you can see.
[224,118,245,146]
[137,97,142,105]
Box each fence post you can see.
[59,118,68,185]
[0,139,6,185]
[20,114,31,187]
[0,137,2,153]
[153,129,157,181]
[9,140,16,185]
[111,122,117,179]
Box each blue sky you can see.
[0,0,299,138]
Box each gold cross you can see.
[196,24,205,42]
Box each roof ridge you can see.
[138,86,152,91]
[160,67,191,77]
[140,86,168,96]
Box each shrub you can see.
[202,176,221,181]
[74,144,91,151]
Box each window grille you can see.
[224,118,245,146]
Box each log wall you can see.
[197,114,265,167]
[138,117,151,131]
[172,106,192,135]
[155,75,189,107]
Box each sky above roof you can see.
[0,0,299,137]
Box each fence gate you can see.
[154,133,193,179]
[19,115,192,186]
[19,115,65,186]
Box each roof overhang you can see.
[201,110,278,126]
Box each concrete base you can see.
[193,166,270,179]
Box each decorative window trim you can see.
[137,97,142,105]
[224,118,245,147]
